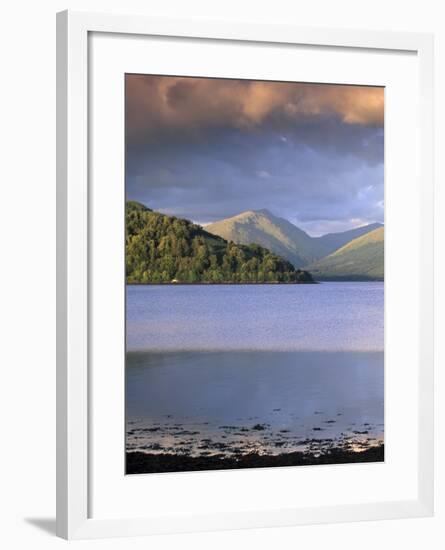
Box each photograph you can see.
[124,74,384,475]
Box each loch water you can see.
[126,283,384,458]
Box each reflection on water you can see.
[126,350,384,457]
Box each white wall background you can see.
[0,1,442,548]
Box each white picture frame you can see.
[56,10,434,540]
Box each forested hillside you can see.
[126,201,314,284]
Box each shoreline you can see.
[126,281,318,285]
[126,444,384,474]
[126,280,383,285]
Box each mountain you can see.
[206,209,382,268]
[314,222,383,257]
[205,209,317,267]
[126,201,314,284]
[306,227,384,281]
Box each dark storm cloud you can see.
[125,75,384,236]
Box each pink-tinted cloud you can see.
[126,75,383,143]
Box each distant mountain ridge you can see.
[306,226,384,281]
[314,222,383,256]
[206,209,383,269]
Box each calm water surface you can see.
[126,283,384,458]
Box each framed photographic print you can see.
[124,74,386,476]
[56,11,434,539]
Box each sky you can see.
[126,75,384,237]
